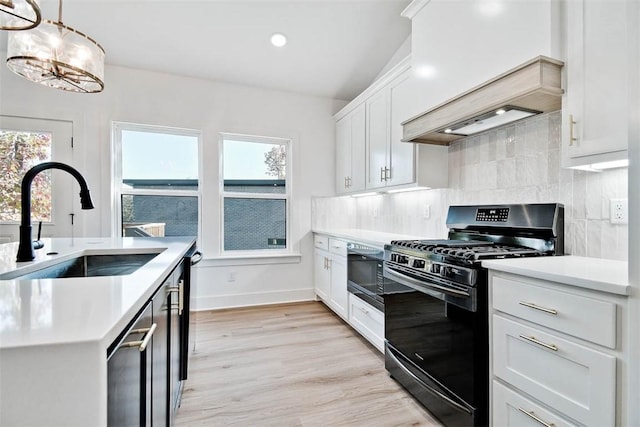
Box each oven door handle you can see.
[386,345,474,415]
[383,266,470,298]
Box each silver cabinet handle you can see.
[519,301,558,315]
[385,167,391,180]
[518,408,555,427]
[359,306,369,315]
[569,114,577,146]
[120,323,157,352]
[519,334,558,352]
[168,283,184,315]
[380,167,385,182]
[344,177,348,189]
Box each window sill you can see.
[197,253,302,267]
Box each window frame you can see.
[111,121,202,240]
[219,132,292,255]
[0,116,75,243]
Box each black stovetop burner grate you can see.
[389,239,546,261]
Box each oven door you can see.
[383,267,488,427]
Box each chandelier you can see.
[0,0,41,30]
[6,0,105,93]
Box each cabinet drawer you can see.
[348,294,384,352]
[329,239,347,257]
[493,315,615,427]
[314,235,329,251]
[492,275,617,348]
[493,380,579,427]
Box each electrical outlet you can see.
[423,204,431,219]
[227,272,236,282]
[610,198,628,224]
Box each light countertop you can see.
[312,228,442,248]
[482,255,629,296]
[0,236,195,349]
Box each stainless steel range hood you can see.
[402,56,564,145]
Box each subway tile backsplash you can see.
[312,111,629,261]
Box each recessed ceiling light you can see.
[270,33,287,47]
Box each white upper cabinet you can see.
[335,103,366,194]
[561,0,631,168]
[366,88,390,190]
[365,71,419,190]
[334,57,448,194]
[404,0,556,116]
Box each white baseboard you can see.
[192,288,316,311]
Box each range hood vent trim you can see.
[402,56,564,145]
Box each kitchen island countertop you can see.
[482,255,629,296]
[0,236,195,427]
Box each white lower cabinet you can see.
[490,271,623,427]
[313,235,348,320]
[348,293,384,352]
[493,380,579,427]
[493,315,615,426]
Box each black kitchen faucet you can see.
[16,162,94,262]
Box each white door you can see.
[0,116,75,244]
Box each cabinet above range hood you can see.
[402,56,564,145]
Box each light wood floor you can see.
[175,301,442,426]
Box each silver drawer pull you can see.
[519,301,558,315]
[518,408,555,427]
[359,307,369,315]
[120,323,157,352]
[519,334,558,352]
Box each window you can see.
[0,116,73,243]
[221,134,290,253]
[113,123,200,239]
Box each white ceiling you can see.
[14,0,412,101]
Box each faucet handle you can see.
[33,221,44,250]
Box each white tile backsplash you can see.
[312,111,629,261]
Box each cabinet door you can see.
[366,89,389,189]
[335,116,351,194]
[350,104,366,192]
[388,71,416,186]
[107,303,153,427]
[314,249,330,301]
[492,380,579,427]
[152,282,170,427]
[329,254,348,318]
[563,0,628,164]
[493,315,615,426]
[168,273,181,425]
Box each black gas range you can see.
[383,203,564,427]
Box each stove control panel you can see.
[476,207,509,222]
[386,251,477,286]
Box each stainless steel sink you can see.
[4,253,158,280]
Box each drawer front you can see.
[492,275,617,348]
[349,294,384,352]
[314,235,329,251]
[493,380,579,427]
[493,315,616,427]
[329,238,347,257]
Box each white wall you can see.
[1,62,346,309]
[313,111,629,261]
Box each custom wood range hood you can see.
[402,56,564,145]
